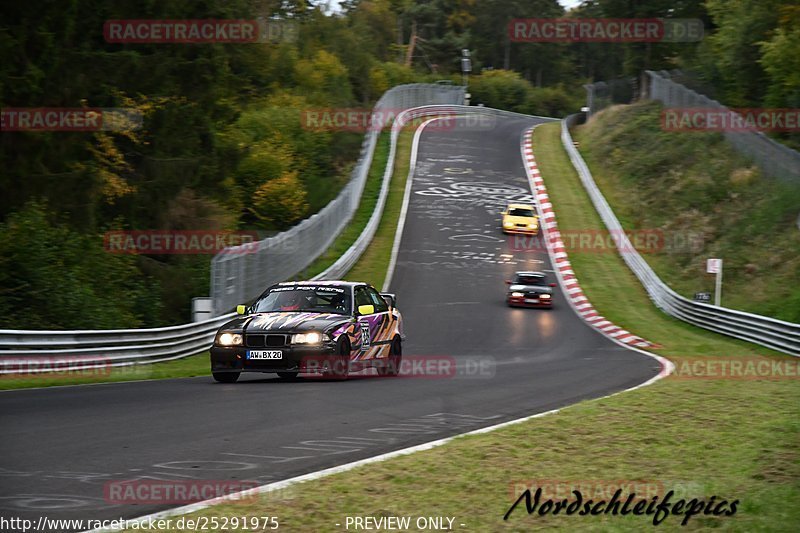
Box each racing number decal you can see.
[360,322,371,351]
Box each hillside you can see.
[574,101,800,323]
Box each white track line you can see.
[84,116,673,533]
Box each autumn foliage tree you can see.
[251,172,310,229]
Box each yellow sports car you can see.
[501,203,540,235]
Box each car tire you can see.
[378,336,402,377]
[322,337,350,380]
[213,371,240,383]
[277,371,298,380]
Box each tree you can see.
[759,5,800,108]
[694,0,782,106]
[0,202,162,329]
[294,50,354,106]
[251,172,310,229]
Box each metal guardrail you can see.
[0,313,236,373]
[583,71,800,183]
[562,114,800,356]
[210,84,466,316]
[646,70,800,183]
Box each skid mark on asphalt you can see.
[1,412,496,517]
[216,413,501,465]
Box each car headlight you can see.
[292,331,323,344]
[503,221,514,228]
[540,294,552,299]
[217,332,243,346]
[529,222,538,229]
[511,292,525,297]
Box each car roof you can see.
[506,203,536,210]
[515,271,546,277]
[275,280,364,288]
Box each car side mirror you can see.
[357,304,375,316]
[505,280,512,285]
[501,211,507,215]
[236,305,247,315]
[550,283,557,287]
[380,293,396,309]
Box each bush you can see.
[469,70,581,117]
[0,202,163,329]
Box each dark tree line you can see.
[1,0,796,328]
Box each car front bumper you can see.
[502,227,540,235]
[506,295,553,307]
[210,341,340,373]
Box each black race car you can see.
[505,271,557,308]
[210,281,403,382]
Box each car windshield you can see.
[515,274,547,286]
[252,286,351,315]
[508,208,535,217]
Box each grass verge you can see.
[574,101,800,323]
[0,352,209,391]
[302,130,391,279]
[119,122,799,531]
[345,126,415,287]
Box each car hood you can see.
[504,215,539,225]
[221,312,351,333]
[508,284,553,293]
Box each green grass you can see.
[119,123,799,532]
[346,127,414,287]
[0,352,209,391]
[302,131,392,279]
[535,120,786,358]
[574,101,800,323]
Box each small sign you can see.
[694,292,711,302]
[706,258,722,274]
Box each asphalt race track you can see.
[0,113,660,531]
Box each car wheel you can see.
[322,337,350,380]
[277,371,298,380]
[378,336,402,377]
[213,371,240,383]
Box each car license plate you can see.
[525,298,539,303]
[247,350,282,360]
